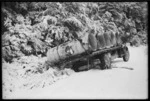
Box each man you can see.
[88,29,97,51]
[96,26,106,49]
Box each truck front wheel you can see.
[99,53,111,69]
[72,62,80,72]
[123,46,130,62]
[72,60,87,72]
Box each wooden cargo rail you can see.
[61,45,124,65]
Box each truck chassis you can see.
[60,44,130,72]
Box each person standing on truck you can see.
[96,26,106,50]
[88,28,98,51]
[117,27,124,45]
[102,19,113,48]
[107,21,118,47]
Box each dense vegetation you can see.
[2,2,148,63]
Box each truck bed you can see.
[59,44,124,65]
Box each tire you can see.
[99,53,111,69]
[72,66,79,72]
[123,46,130,62]
[72,63,80,72]
[72,61,87,72]
[117,48,122,58]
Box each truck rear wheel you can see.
[72,62,80,72]
[123,46,130,62]
[72,60,87,72]
[99,53,111,69]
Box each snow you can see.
[4,45,148,99]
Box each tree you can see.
[2,2,147,62]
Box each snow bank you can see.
[2,55,74,99]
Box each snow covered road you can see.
[7,45,148,99]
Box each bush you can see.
[2,2,148,63]
[130,35,141,47]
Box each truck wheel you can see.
[72,63,80,72]
[100,53,111,69]
[72,61,87,72]
[123,46,130,62]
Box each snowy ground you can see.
[3,45,148,99]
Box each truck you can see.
[46,29,130,72]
